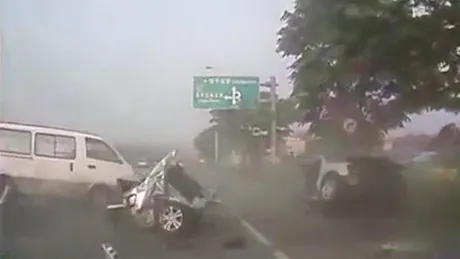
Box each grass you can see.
[394,167,460,250]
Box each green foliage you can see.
[209,99,301,132]
[405,174,460,247]
[193,126,218,160]
[277,0,460,150]
[430,123,460,150]
[193,98,301,160]
[310,117,384,154]
[402,123,460,245]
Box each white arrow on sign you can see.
[343,118,357,133]
[223,86,242,105]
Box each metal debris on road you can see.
[101,243,118,259]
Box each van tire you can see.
[0,174,16,203]
[87,184,112,208]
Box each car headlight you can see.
[126,194,137,206]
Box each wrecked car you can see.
[108,150,220,236]
[301,155,407,213]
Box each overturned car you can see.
[109,150,220,236]
[301,155,407,214]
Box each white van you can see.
[0,121,134,199]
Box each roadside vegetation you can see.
[194,0,460,255]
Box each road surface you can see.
[191,164,422,259]
[2,193,275,259]
[1,165,423,259]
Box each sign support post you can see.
[269,76,277,161]
[214,128,219,164]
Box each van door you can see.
[33,133,79,196]
[82,137,131,186]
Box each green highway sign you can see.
[193,76,260,109]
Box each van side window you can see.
[85,137,122,164]
[0,128,31,155]
[35,133,76,159]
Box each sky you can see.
[0,0,458,148]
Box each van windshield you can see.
[85,137,123,164]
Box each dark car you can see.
[301,155,407,215]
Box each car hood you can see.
[118,162,219,209]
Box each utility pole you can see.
[204,66,219,164]
[214,127,219,164]
[269,76,277,161]
[260,76,278,161]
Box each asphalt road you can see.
[1,165,426,259]
[2,193,274,259]
[190,165,423,259]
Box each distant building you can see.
[383,138,393,151]
[284,136,305,156]
[384,134,433,162]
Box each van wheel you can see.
[87,184,111,208]
[0,174,16,203]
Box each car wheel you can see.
[158,202,194,236]
[320,173,341,202]
[319,173,349,216]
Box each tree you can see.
[277,0,460,151]
[193,98,301,161]
[430,123,460,150]
[193,126,217,161]
[391,134,432,151]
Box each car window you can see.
[35,133,76,159]
[85,137,122,164]
[0,128,32,155]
